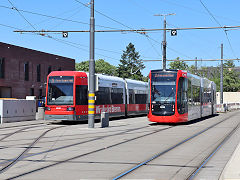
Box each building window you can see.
[37,64,41,82]
[0,58,5,78]
[39,89,42,98]
[30,88,34,96]
[24,62,29,81]
[48,66,52,74]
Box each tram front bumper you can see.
[45,114,76,121]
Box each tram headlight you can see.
[45,107,51,111]
[67,107,75,111]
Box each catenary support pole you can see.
[88,0,95,128]
[162,17,167,71]
[220,43,223,104]
[154,13,175,70]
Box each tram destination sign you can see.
[154,73,175,78]
[152,71,177,81]
[49,76,74,83]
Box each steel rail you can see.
[0,126,64,174]
[0,125,44,141]
[0,122,44,130]
[187,121,240,180]
[0,125,150,166]
[6,126,174,179]
[112,113,238,180]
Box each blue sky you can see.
[1,0,240,76]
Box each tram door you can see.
[177,77,188,114]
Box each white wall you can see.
[216,92,240,104]
[0,99,36,124]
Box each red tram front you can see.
[148,69,188,123]
[45,71,148,121]
[45,71,88,121]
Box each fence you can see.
[216,103,240,113]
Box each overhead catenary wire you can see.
[13,25,240,33]
[7,1,240,68]
[199,0,237,59]
[2,1,156,64]
[74,0,136,31]
[7,0,37,31]
[0,5,119,30]
[158,0,240,24]
[0,21,120,62]
[73,0,169,62]
[14,24,240,63]
[142,58,240,62]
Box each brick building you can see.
[0,42,75,99]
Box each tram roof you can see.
[48,71,87,77]
[150,69,178,73]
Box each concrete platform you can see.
[220,142,240,180]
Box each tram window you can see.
[135,92,147,104]
[76,85,88,105]
[96,87,111,105]
[129,89,135,104]
[177,77,187,114]
[192,85,200,105]
[111,88,123,104]
[204,87,211,103]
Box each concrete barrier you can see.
[0,99,36,124]
[36,107,45,120]
[101,112,109,128]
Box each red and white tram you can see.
[148,69,216,123]
[45,71,148,121]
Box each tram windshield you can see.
[47,76,74,105]
[151,72,177,104]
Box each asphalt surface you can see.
[0,112,240,180]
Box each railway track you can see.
[1,112,239,180]
[187,120,240,180]
[0,122,44,130]
[3,124,175,179]
[0,126,65,174]
[0,125,46,142]
[112,112,239,179]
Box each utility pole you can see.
[220,44,223,104]
[154,13,175,71]
[88,0,95,128]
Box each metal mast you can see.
[154,13,175,70]
[88,0,95,128]
[220,44,223,104]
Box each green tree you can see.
[188,65,198,75]
[168,57,188,70]
[223,60,240,92]
[75,59,117,76]
[117,43,145,81]
[75,61,89,72]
